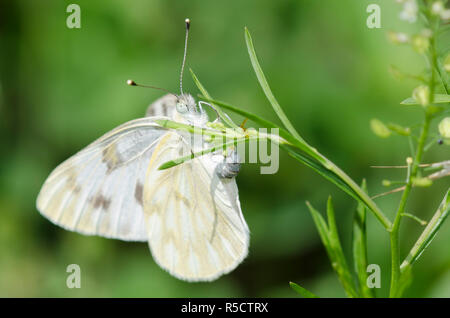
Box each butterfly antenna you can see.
[126,80,177,97]
[179,18,190,95]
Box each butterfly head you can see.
[175,93,197,114]
[175,93,208,125]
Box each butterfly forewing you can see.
[146,94,178,117]
[36,117,169,241]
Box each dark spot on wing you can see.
[102,144,124,174]
[90,194,111,211]
[161,102,168,116]
[135,182,144,206]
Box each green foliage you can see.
[401,93,450,105]
[401,190,450,270]
[352,180,375,298]
[306,199,358,298]
[289,282,319,298]
[2,0,449,298]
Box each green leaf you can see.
[326,197,359,298]
[244,27,304,143]
[306,201,333,257]
[283,145,359,202]
[436,56,450,94]
[401,189,450,270]
[190,68,238,128]
[199,96,314,154]
[158,138,250,170]
[306,200,358,298]
[154,119,228,138]
[352,180,375,298]
[400,94,450,105]
[289,282,319,298]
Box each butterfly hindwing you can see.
[143,131,249,281]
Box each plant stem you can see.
[401,189,450,271]
[323,157,392,230]
[389,111,432,297]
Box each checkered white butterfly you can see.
[36,19,249,281]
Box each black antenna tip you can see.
[185,18,190,30]
[127,79,137,86]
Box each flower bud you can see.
[412,177,433,187]
[431,1,445,15]
[441,9,450,20]
[370,119,391,138]
[438,117,450,138]
[387,31,409,44]
[411,34,430,54]
[444,54,450,72]
[387,123,411,136]
[412,85,430,106]
[206,121,226,131]
[399,0,418,23]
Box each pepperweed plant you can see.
[156,0,450,297]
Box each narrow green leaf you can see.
[199,96,280,129]
[282,145,359,201]
[190,69,238,128]
[401,189,450,270]
[326,197,359,298]
[307,200,358,298]
[306,201,333,258]
[244,27,305,143]
[436,57,450,94]
[400,94,450,105]
[158,138,250,170]
[352,180,375,298]
[289,282,319,298]
[199,96,314,154]
[154,119,227,138]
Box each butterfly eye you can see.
[176,102,188,113]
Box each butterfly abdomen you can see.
[216,162,240,179]
[215,151,241,179]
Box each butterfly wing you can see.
[36,117,170,241]
[143,131,249,281]
[145,94,178,117]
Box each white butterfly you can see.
[36,19,249,282]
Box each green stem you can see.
[389,112,432,297]
[401,189,450,271]
[323,157,392,230]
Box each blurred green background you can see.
[0,0,449,297]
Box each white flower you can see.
[399,0,418,23]
[439,117,450,139]
[387,31,410,44]
[441,9,450,20]
[431,1,445,15]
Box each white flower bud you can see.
[439,117,450,139]
[431,1,445,15]
[412,85,430,106]
[387,31,410,44]
[444,54,450,72]
[441,9,450,20]
[399,0,418,23]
